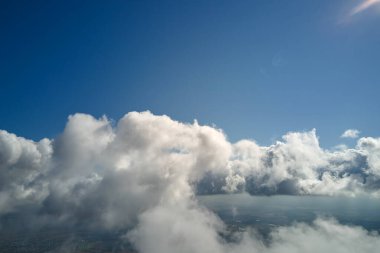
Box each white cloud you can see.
[253,218,380,253]
[1,111,380,251]
[130,205,380,253]
[350,0,380,16]
[0,112,379,219]
[341,129,360,139]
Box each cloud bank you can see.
[130,212,380,253]
[1,111,380,252]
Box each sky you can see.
[1,0,379,147]
[1,2,380,251]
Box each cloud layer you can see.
[1,111,380,252]
[131,212,380,253]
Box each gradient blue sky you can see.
[1,0,379,147]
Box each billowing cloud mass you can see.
[130,212,380,253]
[341,129,360,139]
[1,111,380,252]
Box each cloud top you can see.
[0,112,380,220]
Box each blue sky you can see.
[1,0,379,147]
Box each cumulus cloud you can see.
[341,129,360,139]
[246,218,380,253]
[1,112,380,217]
[129,205,380,253]
[0,111,380,252]
[128,201,380,253]
[0,130,52,214]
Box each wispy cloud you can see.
[350,0,380,16]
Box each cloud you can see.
[0,112,380,219]
[341,129,360,138]
[350,0,380,16]
[248,218,380,253]
[1,111,380,251]
[0,130,52,214]
[129,204,380,253]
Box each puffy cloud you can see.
[341,129,360,139]
[1,112,380,218]
[128,200,225,253]
[0,111,232,229]
[129,203,380,253]
[357,137,380,177]
[224,129,379,197]
[0,130,52,214]
[234,218,380,253]
[0,111,380,252]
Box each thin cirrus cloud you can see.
[350,0,380,16]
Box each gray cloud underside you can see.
[1,111,380,252]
